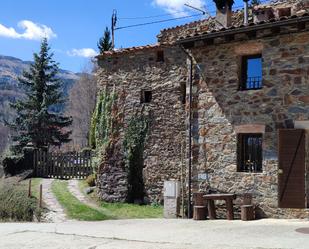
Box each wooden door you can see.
[278,129,306,208]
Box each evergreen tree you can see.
[9,38,72,152]
[97,27,112,53]
[251,0,261,6]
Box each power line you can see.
[118,11,188,20]
[114,0,273,34]
[115,13,203,30]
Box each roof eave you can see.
[177,15,309,46]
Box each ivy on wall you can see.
[123,113,149,203]
[90,85,149,203]
[89,88,117,149]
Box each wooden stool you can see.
[241,205,254,221]
[193,206,207,220]
[193,192,205,206]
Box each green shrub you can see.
[0,179,41,221]
[86,174,96,187]
[2,147,34,176]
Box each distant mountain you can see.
[0,55,80,155]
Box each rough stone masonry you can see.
[96,0,309,218]
[96,45,187,204]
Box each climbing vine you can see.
[123,113,149,203]
[89,88,117,149]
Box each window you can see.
[240,54,262,90]
[237,133,263,173]
[141,90,152,103]
[156,51,164,62]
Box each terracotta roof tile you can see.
[177,12,309,42]
[97,0,308,57]
[96,43,171,58]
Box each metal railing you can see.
[246,76,262,90]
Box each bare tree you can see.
[64,68,97,151]
[0,124,10,156]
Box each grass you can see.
[78,180,163,219]
[52,179,163,221]
[99,202,163,219]
[0,178,42,222]
[20,178,42,199]
[52,180,108,221]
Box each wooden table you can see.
[203,194,236,220]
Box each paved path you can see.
[41,178,67,223]
[1,219,309,249]
[67,179,98,209]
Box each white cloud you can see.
[0,20,56,40]
[67,48,97,58]
[152,0,206,17]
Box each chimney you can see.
[213,0,234,28]
[244,0,249,25]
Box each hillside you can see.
[0,55,80,156]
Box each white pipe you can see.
[244,0,249,25]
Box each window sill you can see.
[238,88,263,91]
[236,171,264,174]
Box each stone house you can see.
[96,0,309,218]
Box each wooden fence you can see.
[33,150,93,179]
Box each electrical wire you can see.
[118,11,189,20]
[115,13,203,30]
[115,0,272,31]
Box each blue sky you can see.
[0,0,247,72]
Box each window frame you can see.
[237,133,263,173]
[240,54,263,91]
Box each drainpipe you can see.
[180,45,193,219]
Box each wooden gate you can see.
[278,129,306,208]
[33,150,93,179]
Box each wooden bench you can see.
[203,194,236,220]
[241,193,255,221]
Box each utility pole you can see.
[111,9,117,49]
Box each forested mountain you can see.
[0,55,80,156]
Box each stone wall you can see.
[189,30,309,218]
[96,46,187,203]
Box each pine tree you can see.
[251,0,261,6]
[97,27,112,53]
[9,38,72,152]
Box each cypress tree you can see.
[9,38,72,152]
[97,27,112,53]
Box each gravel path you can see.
[41,178,68,223]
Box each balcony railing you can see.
[245,76,262,90]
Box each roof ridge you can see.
[96,43,172,58]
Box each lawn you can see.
[52,179,163,221]
[52,180,108,221]
[78,180,163,219]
